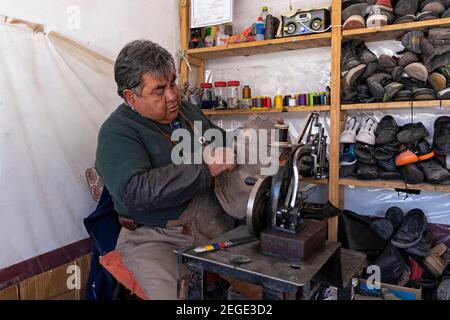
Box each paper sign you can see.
[191,0,233,28]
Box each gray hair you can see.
[114,40,176,98]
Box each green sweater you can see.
[95,101,222,227]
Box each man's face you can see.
[126,72,181,124]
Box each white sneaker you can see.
[340,117,361,144]
[355,117,378,145]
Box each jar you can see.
[227,81,240,109]
[214,81,228,109]
[200,83,214,109]
[242,85,251,99]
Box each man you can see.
[95,40,236,299]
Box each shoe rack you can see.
[179,0,450,241]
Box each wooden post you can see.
[328,0,343,241]
[179,0,190,87]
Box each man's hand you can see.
[205,147,237,177]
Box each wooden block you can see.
[0,285,19,300]
[260,220,327,261]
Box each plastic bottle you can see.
[255,17,265,41]
[260,6,270,25]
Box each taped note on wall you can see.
[191,0,233,28]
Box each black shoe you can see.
[405,230,433,257]
[378,158,397,172]
[418,158,450,184]
[376,115,399,145]
[340,163,357,178]
[373,244,410,285]
[399,163,425,184]
[379,169,403,180]
[367,73,392,101]
[370,219,394,240]
[391,208,428,249]
[385,206,404,232]
[397,122,429,144]
[374,139,401,161]
[356,163,379,179]
[355,143,375,160]
[433,116,450,155]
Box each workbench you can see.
[176,225,366,300]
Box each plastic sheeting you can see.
[0,20,120,269]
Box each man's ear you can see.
[123,90,136,107]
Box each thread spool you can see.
[313,95,321,106]
[309,93,316,106]
[288,97,297,107]
[299,94,307,106]
[253,97,263,108]
[243,85,252,99]
[275,95,283,108]
[265,97,272,108]
[283,95,290,107]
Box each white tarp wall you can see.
[0,0,181,270]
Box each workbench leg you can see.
[187,265,206,300]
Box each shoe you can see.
[356,163,379,179]
[424,243,450,278]
[355,143,375,160]
[394,14,417,24]
[392,66,405,83]
[375,139,401,160]
[413,139,435,162]
[356,117,378,145]
[395,0,420,16]
[404,63,429,82]
[358,156,377,165]
[340,144,358,166]
[393,90,413,101]
[340,163,357,178]
[367,73,392,100]
[437,279,450,300]
[342,42,362,72]
[433,116,450,155]
[373,244,410,285]
[405,230,433,257]
[385,206,404,231]
[399,52,420,68]
[395,145,419,166]
[375,115,399,145]
[413,87,439,100]
[399,163,425,184]
[346,64,367,86]
[356,43,378,64]
[397,122,429,144]
[343,15,367,30]
[402,31,425,55]
[379,170,402,180]
[341,117,361,144]
[383,82,403,102]
[418,158,450,183]
[378,158,397,172]
[370,219,394,240]
[428,72,447,92]
[421,0,446,16]
[342,3,370,23]
[391,208,428,249]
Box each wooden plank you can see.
[343,17,450,43]
[203,106,330,116]
[412,100,441,108]
[19,262,76,300]
[75,254,92,294]
[179,0,190,87]
[341,101,411,110]
[301,177,329,185]
[187,33,332,59]
[340,178,450,193]
[0,285,19,300]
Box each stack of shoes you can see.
[343,0,450,31]
[355,117,379,179]
[340,117,360,177]
[341,27,450,104]
[375,115,402,179]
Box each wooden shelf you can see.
[187,33,332,59]
[203,106,330,116]
[341,100,450,111]
[301,177,329,185]
[343,17,450,43]
[340,178,450,193]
